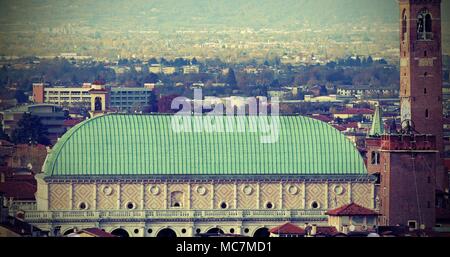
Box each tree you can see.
[148,58,159,65]
[0,123,10,141]
[226,68,238,88]
[11,113,51,146]
[145,73,159,84]
[15,90,28,103]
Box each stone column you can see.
[93,183,97,210]
[69,183,74,210]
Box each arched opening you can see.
[206,228,224,235]
[253,227,270,238]
[94,97,102,111]
[417,10,432,40]
[111,228,130,237]
[63,228,75,236]
[170,191,184,208]
[156,228,177,238]
[402,9,407,41]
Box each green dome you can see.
[43,114,367,177]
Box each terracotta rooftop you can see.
[315,226,339,236]
[335,108,374,115]
[326,203,379,216]
[63,118,84,127]
[269,222,305,235]
[0,181,36,200]
[310,114,332,123]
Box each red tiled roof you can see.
[332,124,346,131]
[310,114,332,123]
[326,203,379,216]
[81,228,117,237]
[343,122,359,129]
[0,182,36,200]
[63,118,83,127]
[335,108,374,115]
[269,223,305,235]
[316,226,339,236]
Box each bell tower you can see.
[399,0,446,190]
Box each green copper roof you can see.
[369,104,384,137]
[43,114,367,177]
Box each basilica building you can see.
[25,114,377,237]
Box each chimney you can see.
[311,224,317,236]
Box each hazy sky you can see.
[0,0,448,31]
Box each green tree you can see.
[0,123,10,141]
[11,113,51,145]
[226,68,238,88]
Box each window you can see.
[408,220,418,230]
[134,229,139,234]
[402,9,407,41]
[351,216,365,225]
[79,202,87,210]
[424,88,427,94]
[371,151,380,165]
[147,229,153,234]
[425,109,429,118]
[424,51,427,57]
[311,201,319,209]
[126,202,135,210]
[417,10,433,40]
[220,202,228,209]
[181,229,186,234]
[266,202,273,209]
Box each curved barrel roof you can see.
[43,114,367,177]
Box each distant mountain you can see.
[0,0,448,31]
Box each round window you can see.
[79,202,88,210]
[220,202,228,209]
[127,202,135,210]
[134,229,139,234]
[243,185,253,195]
[333,185,344,195]
[288,185,298,195]
[196,186,207,195]
[311,201,319,209]
[196,228,201,234]
[230,228,235,234]
[102,186,113,196]
[244,228,250,234]
[181,229,187,234]
[266,202,274,209]
[147,229,153,234]
[149,185,160,195]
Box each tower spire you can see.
[369,103,384,137]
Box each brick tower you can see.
[399,0,447,191]
[365,0,447,230]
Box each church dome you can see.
[43,114,367,177]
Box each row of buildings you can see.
[32,82,155,112]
